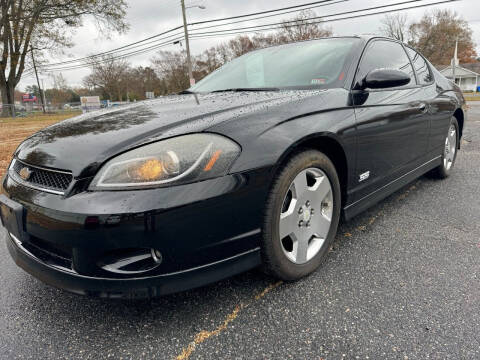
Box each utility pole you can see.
[41,79,47,110]
[180,0,195,87]
[30,48,46,113]
[452,40,458,87]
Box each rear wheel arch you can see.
[453,108,464,145]
[273,134,349,207]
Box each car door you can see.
[351,39,430,202]
[405,46,454,157]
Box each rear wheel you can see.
[429,117,459,179]
[262,150,341,281]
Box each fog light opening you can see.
[151,249,163,264]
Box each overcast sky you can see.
[20,0,480,90]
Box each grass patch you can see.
[464,96,480,101]
[0,112,81,178]
[0,111,81,123]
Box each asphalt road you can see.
[1,104,479,360]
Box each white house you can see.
[438,64,480,92]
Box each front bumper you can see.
[6,233,260,298]
[1,167,271,298]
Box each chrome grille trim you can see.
[8,159,73,195]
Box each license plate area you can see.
[0,194,27,242]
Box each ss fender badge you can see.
[359,171,370,182]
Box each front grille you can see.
[11,159,73,194]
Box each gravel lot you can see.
[1,103,479,360]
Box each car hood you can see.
[15,90,333,177]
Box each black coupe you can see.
[0,36,466,298]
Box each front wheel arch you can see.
[272,134,349,208]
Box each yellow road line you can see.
[175,281,283,360]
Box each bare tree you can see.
[0,0,127,115]
[279,10,332,43]
[45,72,70,104]
[126,66,163,100]
[151,50,190,95]
[379,13,409,42]
[83,55,130,101]
[51,72,68,90]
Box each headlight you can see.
[89,134,240,190]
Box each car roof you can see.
[231,35,408,60]
[338,34,405,43]
[259,35,404,48]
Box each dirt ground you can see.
[0,112,80,178]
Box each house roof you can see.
[434,64,450,71]
[433,63,480,76]
[462,63,480,74]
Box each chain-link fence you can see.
[0,100,138,119]
[0,102,85,119]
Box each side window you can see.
[406,47,433,85]
[356,40,415,88]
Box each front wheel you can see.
[429,117,459,179]
[261,150,341,281]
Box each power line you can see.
[187,0,460,39]
[189,0,459,37]
[30,0,389,71]
[34,0,341,69]
[40,26,183,68]
[32,0,461,74]
[37,36,185,73]
[21,31,183,74]
[190,0,348,32]
[190,0,338,25]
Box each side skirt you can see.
[342,156,442,221]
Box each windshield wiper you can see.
[211,87,280,93]
[178,90,197,95]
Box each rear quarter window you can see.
[406,47,434,85]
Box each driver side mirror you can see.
[359,69,411,90]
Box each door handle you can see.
[418,102,428,113]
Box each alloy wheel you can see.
[444,124,457,171]
[279,168,333,264]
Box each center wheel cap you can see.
[301,207,311,222]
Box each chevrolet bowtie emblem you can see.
[19,166,33,181]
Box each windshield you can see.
[190,37,360,93]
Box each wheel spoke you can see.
[448,149,455,162]
[291,170,308,199]
[311,213,332,239]
[279,211,297,239]
[310,175,331,202]
[449,127,456,142]
[294,236,309,264]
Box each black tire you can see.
[428,117,459,179]
[261,149,341,281]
